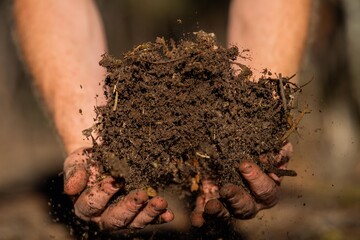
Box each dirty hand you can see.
[63,147,174,231]
[190,142,293,227]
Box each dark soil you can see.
[88,31,297,194]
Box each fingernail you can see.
[134,196,145,204]
[111,180,123,190]
[240,162,252,174]
[133,191,147,204]
[154,199,167,210]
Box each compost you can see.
[87,31,298,194]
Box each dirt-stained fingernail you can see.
[240,162,253,174]
[153,198,167,210]
[133,190,148,204]
[111,180,123,190]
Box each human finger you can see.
[99,190,148,231]
[190,179,219,227]
[190,194,206,227]
[73,176,122,221]
[219,184,258,219]
[269,141,293,183]
[204,199,230,219]
[160,209,175,223]
[278,141,293,160]
[239,161,278,208]
[63,148,90,195]
[129,196,174,229]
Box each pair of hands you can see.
[63,143,292,232]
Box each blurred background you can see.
[0,0,359,239]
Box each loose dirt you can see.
[88,31,298,195]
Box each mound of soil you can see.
[88,31,297,194]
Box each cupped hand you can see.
[63,148,174,231]
[190,142,293,227]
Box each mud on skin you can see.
[88,31,298,195]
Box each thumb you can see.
[64,147,90,195]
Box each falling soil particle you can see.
[87,31,298,194]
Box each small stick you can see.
[286,73,297,82]
[261,163,297,177]
[113,91,119,111]
[299,76,314,89]
[277,73,287,113]
[195,152,210,159]
[281,108,310,141]
[113,80,119,93]
[265,74,299,90]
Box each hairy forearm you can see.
[14,0,107,154]
[228,0,311,79]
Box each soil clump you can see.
[88,31,298,194]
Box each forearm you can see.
[228,0,311,79]
[14,0,107,154]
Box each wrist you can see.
[53,100,98,155]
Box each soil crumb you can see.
[89,31,298,194]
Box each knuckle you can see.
[86,196,105,212]
[233,200,257,219]
[99,180,119,195]
[100,212,129,230]
[74,196,103,219]
[100,218,125,230]
[235,209,258,219]
[110,217,130,229]
[74,205,90,221]
[255,184,278,206]
[129,222,145,229]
